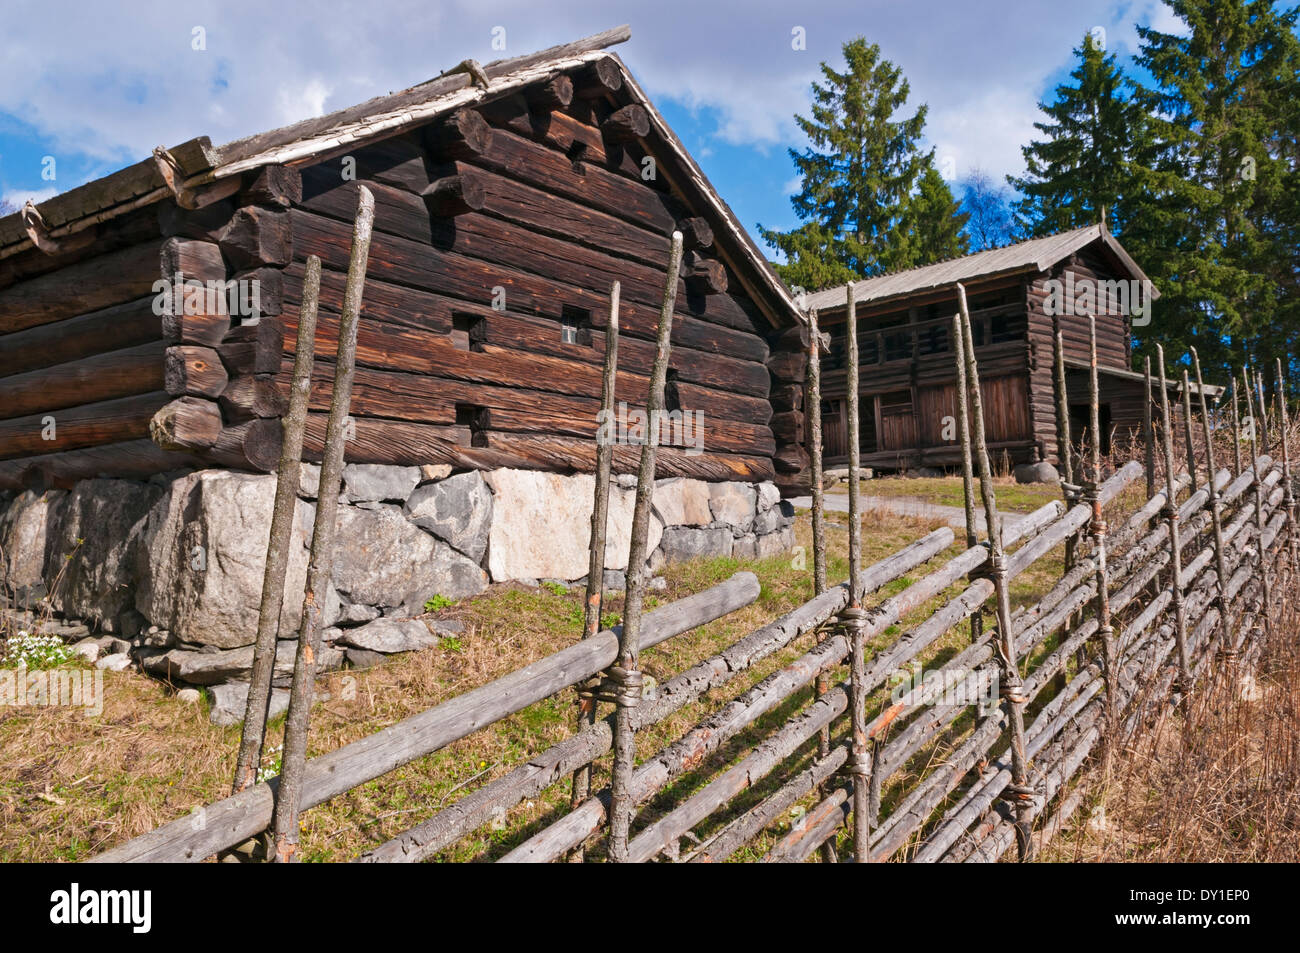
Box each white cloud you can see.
[2,186,56,207]
[0,0,1159,189]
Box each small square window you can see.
[451,312,486,352]
[455,403,487,447]
[561,305,592,346]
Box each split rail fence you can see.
[92,218,1297,863]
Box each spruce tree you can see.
[1009,33,1147,236]
[894,161,970,266]
[760,38,940,290]
[1125,0,1300,378]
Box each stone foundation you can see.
[0,466,794,717]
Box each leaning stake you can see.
[607,232,683,861]
[233,255,322,795]
[1190,348,1231,664]
[568,281,621,861]
[1155,345,1191,692]
[270,187,376,862]
[1241,368,1272,639]
[959,285,1033,861]
[806,306,837,863]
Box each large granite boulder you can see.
[652,478,714,528]
[330,504,487,613]
[0,489,65,608]
[708,482,757,535]
[135,471,322,649]
[334,618,438,654]
[404,472,492,563]
[1014,461,1061,485]
[43,479,163,632]
[484,469,662,581]
[657,526,734,563]
[343,464,421,503]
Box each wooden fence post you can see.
[1274,358,1297,573]
[958,284,1034,861]
[1230,377,1244,477]
[1181,370,1199,494]
[1241,369,1273,638]
[1155,345,1192,693]
[838,280,872,863]
[1254,370,1271,454]
[607,232,684,862]
[1190,348,1232,664]
[568,280,621,862]
[1086,317,1117,746]
[1143,356,1155,499]
[806,306,838,864]
[953,310,986,662]
[232,254,321,796]
[271,186,375,862]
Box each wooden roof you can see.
[0,25,802,326]
[805,224,1158,312]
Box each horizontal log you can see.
[677,217,713,251]
[203,418,282,471]
[0,390,171,461]
[683,253,727,296]
[0,240,168,334]
[0,438,201,492]
[164,345,228,397]
[149,396,224,451]
[422,173,486,217]
[157,198,237,242]
[0,341,165,420]
[217,317,282,375]
[428,108,494,162]
[91,572,761,863]
[159,237,227,283]
[573,56,622,99]
[528,75,574,110]
[0,295,161,379]
[220,374,288,421]
[219,206,292,270]
[239,165,303,208]
[601,104,650,144]
[480,431,777,482]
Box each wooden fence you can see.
[90,242,1296,863]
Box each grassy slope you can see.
[1,473,1095,863]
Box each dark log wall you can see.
[0,67,799,491]
[0,207,218,489]
[279,81,787,484]
[1026,243,1136,466]
[814,279,1034,470]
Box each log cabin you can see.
[0,26,812,496]
[804,224,1219,475]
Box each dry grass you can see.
[1047,578,1300,862]
[0,506,953,863]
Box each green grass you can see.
[841,475,1064,514]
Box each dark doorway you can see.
[1069,403,1112,455]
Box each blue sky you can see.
[0,0,1188,253]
